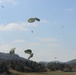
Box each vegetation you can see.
[0,59,47,74]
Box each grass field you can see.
[0,70,76,75]
[18,71,76,75]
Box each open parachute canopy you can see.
[35,17,40,21]
[24,49,34,59]
[28,18,35,23]
[10,48,16,55]
[24,49,32,54]
[28,17,40,23]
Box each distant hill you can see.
[39,60,76,72]
[66,59,76,65]
[39,61,63,66]
[39,59,76,65]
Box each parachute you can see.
[24,49,34,59]
[24,49,32,54]
[28,53,34,59]
[28,17,40,23]
[35,17,40,21]
[28,18,35,23]
[10,48,16,55]
[62,26,64,28]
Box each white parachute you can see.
[10,48,16,55]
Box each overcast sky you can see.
[0,0,76,62]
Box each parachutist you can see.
[1,17,3,19]
[55,57,57,59]
[31,31,33,33]
[62,26,64,28]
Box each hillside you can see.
[0,52,28,61]
[66,59,76,65]
[0,52,47,74]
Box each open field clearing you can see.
[0,70,76,75]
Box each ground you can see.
[0,69,76,75]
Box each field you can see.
[0,70,76,75]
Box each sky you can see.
[0,0,76,62]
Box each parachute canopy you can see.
[10,48,16,55]
[35,17,40,21]
[28,18,35,23]
[24,49,32,54]
[28,17,40,23]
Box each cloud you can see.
[28,42,40,47]
[0,22,29,31]
[19,38,59,49]
[0,43,12,53]
[0,0,17,4]
[35,37,60,47]
[0,20,50,32]
[21,22,38,27]
[36,37,59,42]
[9,37,60,48]
[11,39,24,44]
[2,21,40,31]
[64,8,74,12]
[40,20,49,23]
[40,20,57,25]
[49,43,60,47]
